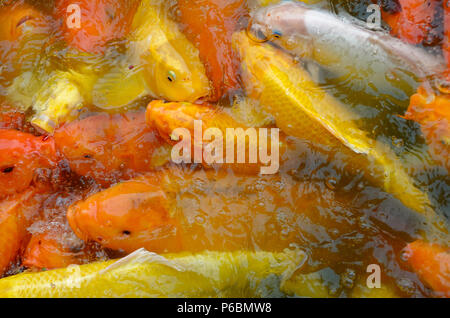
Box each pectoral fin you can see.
[92,65,148,110]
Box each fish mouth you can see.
[188,84,210,103]
[162,85,209,104]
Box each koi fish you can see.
[22,222,106,270]
[444,0,450,68]
[66,165,361,254]
[249,1,444,100]
[0,248,307,297]
[381,0,439,45]
[0,1,51,75]
[53,111,170,186]
[403,240,450,297]
[405,87,449,171]
[91,0,210,109]
[232,31,445,233]
[177,0,247,101]
[55,0,139,54]
[146,100,284,174]
[0,188,40,277]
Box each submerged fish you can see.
[29,70,96,134]
[6,55,100,133]
[92,0,210,109]
[232,31,447,235]
[177,0,247,101]
[0,188,41,277]
[403,240,450,298]
[405,87,450,172]
[55,0,139,54]
[54,110,170,187]
[0,1,51,75]
[444,0,450,69]
[22,220,105,271]
[67,167,313,254]
[7,0,210,133]
[381,0,439,45]
[0,248,309,298]
[248,1,444,101]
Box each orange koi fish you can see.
[0,189,40,276]
[55,0,138,54]
[404,240,450,297]
[67,166,330,254]
[177,0,247,101]
[146,100,283,174]
[405,87,449,170]
[54,111,170,186]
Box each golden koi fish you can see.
[232,31,447,235]
[91,0,210,109]
[0,248,309,298]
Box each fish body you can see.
[233,31,443,230]
[6,56,99,133]
[30,70,95,134]
[22,224,104,270]
[250,1,444,100]
[92,0,210,109]
[404,240,450,297]
[405,87,450,172]
[381,0,439,45]
[23,232,84,270]
[54,111,170,187]
[444,0,450,68]
[0,248,306,298]
[7,0,210,133]
[0,2,51,75]
[0,188,40,276]
[55,0,139,54]
[67,166,328,254]
[146,100,285,174]
[177,0,247,101]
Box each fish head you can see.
[142,41,210,103]
[249,1,312,56]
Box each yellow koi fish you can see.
[0,248,308,298]
[91,0,210,109]
[232,31,447,235]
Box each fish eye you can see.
[167,70,176,82]
[272,30,282,39]
[16,16,34,28]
